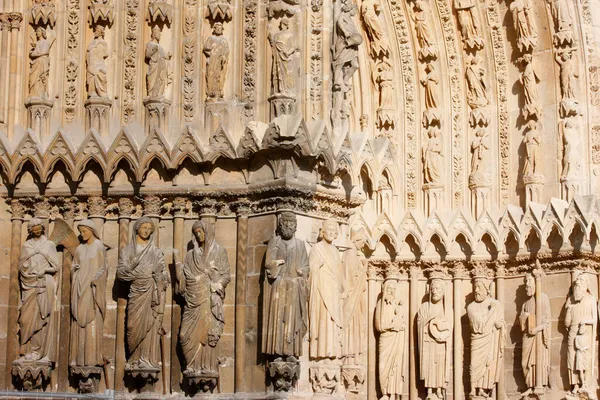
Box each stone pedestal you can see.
[340,364,364,394]
[469,108,489,127]
[560,178,579,203]
[125,365,160,395]
[88,2,114,25]
[143,96,171,134]
[422,108,440,128]
[560,99,580,118]
[423,183,444,216]
[267,357,300,392]
[183,369,219,394]
[70,365,102,394]
[85,97,112,135]
[469,172,491,219]
[205,100,229,133]
[523,173,544,205]
[11,358,52,391]
[310,361,340,395]
[25,97,53,138]
[269,93,296,118]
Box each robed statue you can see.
[176,220,231,378]
[145,25,171,98]
[86,25,109,98]
[262,212,309,359]
[17,218,60,362]
[117,217,170,372]
[417,275,451,400]
[375,279,407,400]
[203,22,229,101]
[29,27,55,98]
[268,18,298,97]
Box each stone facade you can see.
[0,1,600,399]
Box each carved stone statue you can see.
[175,220,230,391]
[360,0,389,59]
[422,128,443,184]
[453,0,483,49]
[145,25,171,98]
[565,272,597,397]
[204,22,229,101]
[546,0,573,44]
[309,219,343,359]
[523,120,541,177]
[560,120,578,179]
[17,218,59,362]
[262,212,308,391]
[466,276,506,399]
[268,18,298,97]
[418,275,451,400]
[510,0,537,53]
[421,63,439,111]
[332,2,362,93]
[465,56,488,109]
[29,27,55,99]
[519,274,550,398]
[86,25,109,98]
[117,217,169,380]
[470,128,489,174]
[520,53,540,120]
[342,226,367,363]
[412,0,437,60]
[69,220,108,393]
[556,50,578,104]
[375,279,407,400]
[376,60,394,131]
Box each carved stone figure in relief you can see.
[29,27,55,98]
[421,63,440,110]
[360,0,390,59]
[262,212,309,358]
[69,220,108,370]
[417,276,451,400]
[145,25,172,98]
[565,272,597,397]
[467,277,506,399]
[523,120,541,176]
[17,219,59,362]
[341,226,367,363]
[332,2,363,93]
[268,18,298,97]
[560,120,579,179]
[412,0,437,60]
[546,0,572,39]
[203,22,229,101]
[520,54,540,120]
[422,128,443,184]
[453,0,483,49]
[376,60,394,129]
[465,56,488,109]
[117,217,170,372]
[86,25,109,98]
[375,279,407,400]
[175,220,230,379]
[555,50,579,102]
[470,128,490,174]
[510,0,537,52]
[309,219,343,359]
[519,274,550,398]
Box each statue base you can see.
[125,364,160,394]
[11,358,52,391]
[469,108,489,127]
[143,96,171,134]
[205,101,229,134]
[560,177,580,203]
[85,97,112,135]
[565,390,595,400]
[25,97,53,138]
[267,356,300,392]
[309,361,340,395]
[554,31,574,47]
[340,364,364,394]
[70,365,102,393]
[523,173,544,205]
[560,99,580,118]
[423,183,444,216]
[422,108,440,128]
[183,368,219,394]
[269,93,297,118]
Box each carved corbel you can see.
[88,0,114,27]
[30,1,55,28]
[147,0,173,25]
[205,0,233,22]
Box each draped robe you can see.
[86,37,109,98]
[519,293,550,389]
[70,239,108,367]
[18,235,59,361]
[262,236,309,357]
[269,30,296,96]
[417,300,451,389]
[375,297,406,396]
[204,34,229,99]
[178,237,230,372]
[467,297,506,391]
[117,232,169,369]
[29,38,52,98]
[341,247,367,359]
[145,40,169,98]
[565,292,597,386]
[309,240,343,359]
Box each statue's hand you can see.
[211,282,223,294]
[72,264,80,271]
[494,321,503,330]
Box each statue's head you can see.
[430,278,445,303]
[342,2,358,15]
[35,27,46,40]
[279,18,290,31]
[473,278,490,302]
[135,217,155,241]
[77,219,100,243]
[27,218,45,238]
[94,24,105,39]
[278,211,297,240]
[213,22,224,36]
[320,219,338,243]
[383,279,397,304]
[476,128,484,138]
[151,25,161,41]
[350,225,366,251]
[192,220,206,244]
[525,274,535,297]
[572,271,589,302]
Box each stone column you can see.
[170,197,186,393]
[495,264,506,400]
[7,13,22,139]
[115,198,134,392]
[366,266,380,400]
[4,200,24,389]
[0,15,10,128]
[235,208,249,393]
[85,97,112,136]
[87,196,107,239]
[452,265,467,400]
[409,265,419,400]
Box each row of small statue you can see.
[11,213,597,399]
